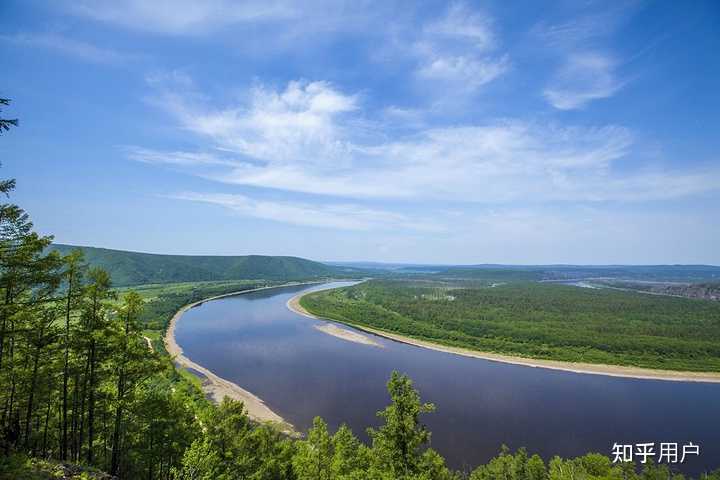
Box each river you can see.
[174,282,720,475]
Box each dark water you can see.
[174,282,720,475]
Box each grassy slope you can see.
[49,243,341,286]
[300,280,720,372]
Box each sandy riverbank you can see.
[287,294,382,347]
[164,283,320,435]
[315,324,383,347]
[288,291,720,384]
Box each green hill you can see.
[48,244,341,286]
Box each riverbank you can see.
[164,283,321,435]
[288,291,720,384]
[288,294,382,347]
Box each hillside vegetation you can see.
[300,280,720,372]
[49,244,341,286]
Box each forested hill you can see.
[48,244,342,286]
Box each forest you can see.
[2,99,719,479]
[47,244,346,287]
[300,280,720,372]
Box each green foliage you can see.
[48,243,342,286]
[131,280,275,331]
[174,398,295,480]
[436,268,545,281]
[367,371,440,479]
[301,280,720,371]
[331,424,370,479]
[293,417,333,480]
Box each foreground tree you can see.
[110,291,157,476]
[367,371,450,479]
[293,417,333,480]
[60,250,85,460]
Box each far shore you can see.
[288,290,720,384]
[164,282,323,435]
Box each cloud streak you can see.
[169,192,442,232]
[543,53,623,110]
[67,0,298,34]
[412,3,509,93]
[534,3,637,110]
[2,33,139,66]
[135,77,720,211]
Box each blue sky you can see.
[2,0,719,264]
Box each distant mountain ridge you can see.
[49,244,342,286]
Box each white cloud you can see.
[170,192,441,232]
[63,0,387,43]
[423,2,496,50]
[135,77,720,207]
[416,54,509,91]
[534,4,637,110]
[543,53,622,110]
[126,147,239,167]
[533,16,617,48]
[2,33,138,65]
[532,1,640,49]
[154,80,359,167]
[391,2,509,94]
[67,0,297,34]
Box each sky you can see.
[1,0,719,264]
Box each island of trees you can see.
[300,280,720,372]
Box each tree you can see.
[20,304,60,450]
[0,167,61,453]
[0,98,18,134]
[79,267,114,464]
[367,371,439,479]
[60,250,85,460]
[110,290,155,476]
[293,417,333,480]
[174,438,225,480]
[331,424,369,479]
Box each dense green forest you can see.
[300,280,720,372]
[2,99,719,479]
[48,244,347,286]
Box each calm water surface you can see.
[175,282,720,475]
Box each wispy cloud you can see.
[67,0,298,35]
[532,2,639,49]
[412,3,508,93]
[2,33,139,66]
[153,80,360,167]
[543,52,623,110]
[169,192,442,232]
[126,147,239,167]
[423,2,496,50]
[63,0,387,43]
[534,3,637,110]
[416,53,509,92]
[134,76,720,208]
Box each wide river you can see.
[175,282,720,475]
